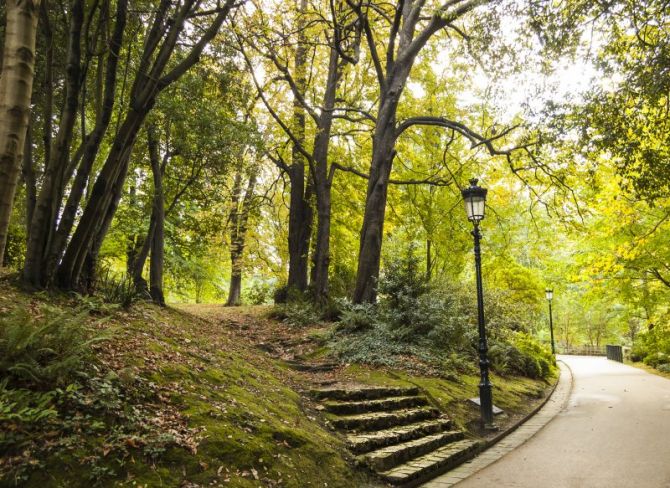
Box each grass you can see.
[625,360,670,380]
[1,274,558,487]
[331,363,556,435]
[0,277,375,487]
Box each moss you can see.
[339,363,555,433]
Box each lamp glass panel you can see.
[546,290,553,300]
[464,196,486,221]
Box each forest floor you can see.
[0,277,556,488]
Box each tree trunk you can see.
[285,0,312,293]
[226,169,256,306]
[42,0,128,282]
[56,0,232,291]
[147,125,165,306]
[310,47,342,301]
[21,123,36,230]
[131,217,155,295]
[426,239,432,282]
[352,93,401,303]
[23,0,84,286]
[0,0,41,264]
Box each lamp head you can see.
[461,178,487,222]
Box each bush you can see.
[95,268,137,307]
[0,305,108,388]
[243,281,274,305]
[329,247,554,380]
[631,323,670,367]
[657,363,670,374]
[336,300,377,333]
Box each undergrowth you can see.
[330,249,556,380]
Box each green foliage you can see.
[489,332,556,379]
[0,306,108,388]
[332,250,554,380]
[630,324,670,371]
[336,300,377,333]
[243,280,274,305]
[95,268,137,308]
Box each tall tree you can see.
[349,0,527,302]
[225,165,257,306]
[0,0,41,264]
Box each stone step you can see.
[284,360,339,372]
[361,430,464,472]
[311,386,420,402]
[329,407,440,432]
[347,418,454,454]
[379,438,480,486]
[324,395,428,415]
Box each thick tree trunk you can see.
[285,0,312,293]
[57,109,143,289]
[147,125,165,306]
[0,0,40,264]
[310,47,342,301]
[352,94,400,303]
[42,0,127,281]
[21,123,36,230]
[56,0,232,291]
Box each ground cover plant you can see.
[0,278,373,487]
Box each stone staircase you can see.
[312,385,479,486]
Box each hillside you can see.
[1,277,555,487]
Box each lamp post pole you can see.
[472,221,494,427]
[546,289,555,355]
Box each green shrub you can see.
[0,306,108,388]
[95,268,137,307]
[269,300,321,328]
[657,363,670,374]
[243,280,274,305]
[336,300,377,332]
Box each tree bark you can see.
[286,0,312,293]
[21,123,36,230]
[147,124,165,306]
[225,169,256,306]
[0,0,41,264]
[23,0,84,286]
[310,46,343,300]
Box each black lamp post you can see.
[461,178,494,428]
[546,288,556,355]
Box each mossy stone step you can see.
[284,360,339,372]
[324,395,428,415]
[347,418,454,454]
[329,407,439,432]
[379,438,480,485]
[361,430,464,471]
[311,386,420,402]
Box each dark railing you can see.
[606,345,624,363]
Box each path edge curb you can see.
[408,359,572,488]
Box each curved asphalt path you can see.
[456,355,670,488]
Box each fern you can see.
[0,305,110,388]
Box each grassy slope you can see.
[2,280,556,487]
[179,304,558,437]
[0,281,374,488]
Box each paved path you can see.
[448,356,670,488]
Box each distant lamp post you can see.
[545,288,556,355]
[462,178,494,428]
